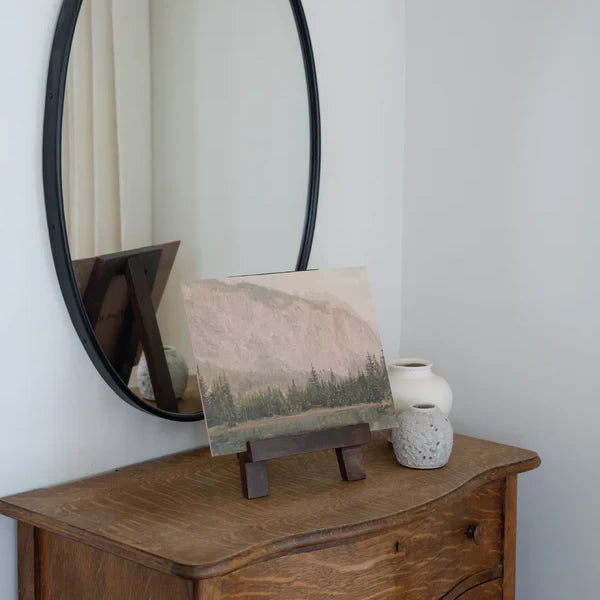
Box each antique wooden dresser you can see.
[0,433,539,600]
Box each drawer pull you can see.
[465,524,478,539]
[465,522,486,545]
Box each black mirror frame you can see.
[42,0,321,422]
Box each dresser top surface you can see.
[0,433,539,579]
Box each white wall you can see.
[305,0,405,356]
[0,7,207,599]
[402,1,600,598]
[0,2,405,598]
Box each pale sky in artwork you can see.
[223,266,378,329]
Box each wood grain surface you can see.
[0,433,539,580]
[218,480,504,600]
[17,523,37,600]
[37,530,195,600]
[438,565,503,600]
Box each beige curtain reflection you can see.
[62,0,153,259]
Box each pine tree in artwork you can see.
[287,379,302,413]
[210,372,237,426]
[198,375,209,401]
[203,348,393,429]
[379,349,387,378]
[327,369,339,408]
[307,365,321,408]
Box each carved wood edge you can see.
[0,455,540,581]
[438,565,504,600]
[7,506,179,577]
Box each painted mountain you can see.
[181,267,394,456]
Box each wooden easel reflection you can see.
[73,243,180,413]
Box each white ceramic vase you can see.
[387,358,453,416]
[137,346,189,401]
[391,404,453,469]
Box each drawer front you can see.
[219,479,505,600]
[35,530,192,600]
[456,579,503,599]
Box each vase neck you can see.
[388,358,433,378]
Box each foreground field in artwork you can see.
[208,403,388,455]
[199,350,395,455]
[182,268,395,456]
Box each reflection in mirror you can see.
[62,0,311,414]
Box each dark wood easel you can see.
[237,423,371,499]
[81,247,178,413]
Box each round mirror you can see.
[43,0,320,421]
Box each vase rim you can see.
[388,357,432,370]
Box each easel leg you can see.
[336,446,366,481]
[126,256,178,413]
[238,452,269,499]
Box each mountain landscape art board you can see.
[181,267,394,456]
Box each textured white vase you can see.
[137,346,189,401]
[391,404,453,469]
[387,358,453,416]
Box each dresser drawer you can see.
[218,479,505,600]
[454,578,503,599]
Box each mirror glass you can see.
[62,0,312,415]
